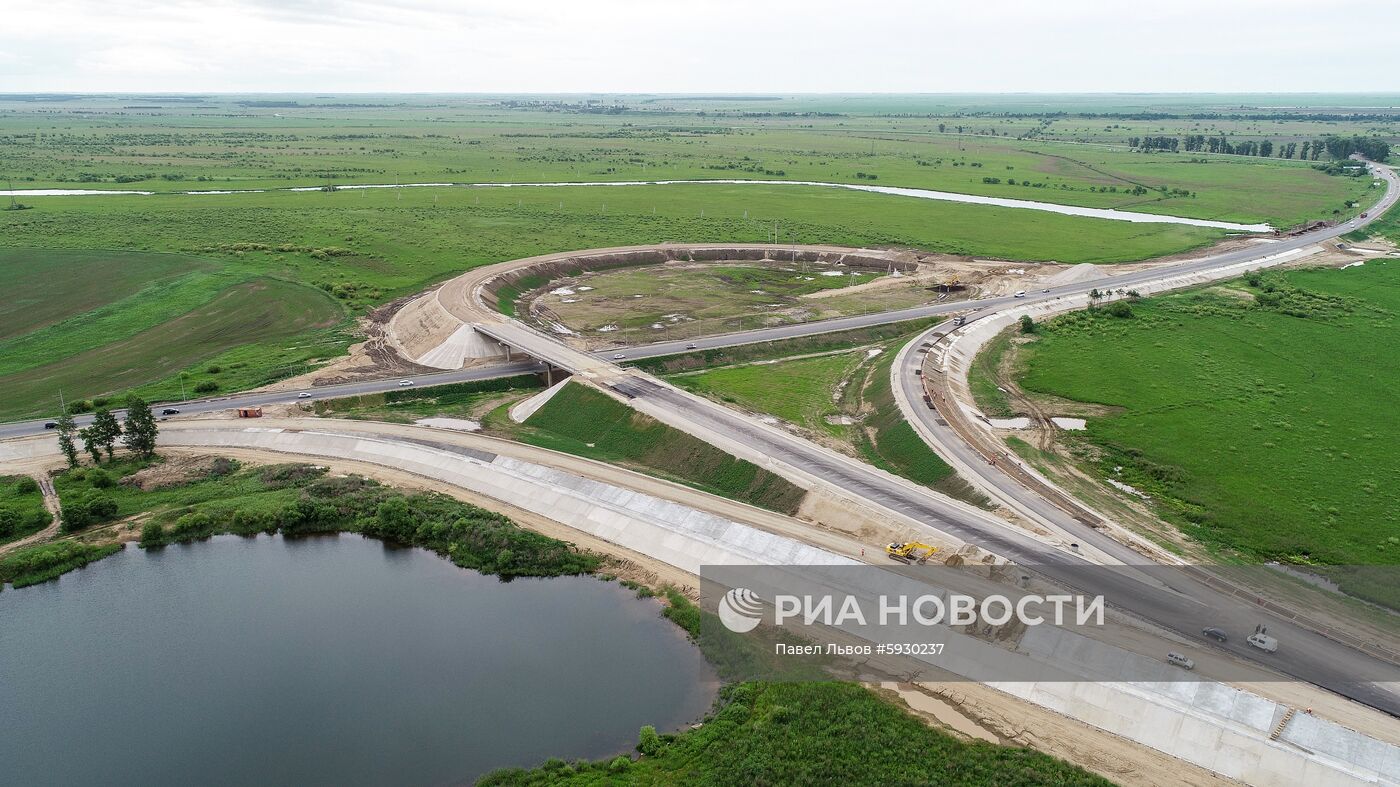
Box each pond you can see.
[0,534,717,786]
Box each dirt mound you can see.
[1042,263,1108,288]
[121,455,236,491]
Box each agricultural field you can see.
[1008,264,1400,566]
[0,258,345,420]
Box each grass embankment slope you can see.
[512,381,806,515]
[1016,265,1399,566]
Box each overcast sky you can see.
[4,0,1398,94]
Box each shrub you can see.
[172,511,216,538]
[206,365,223,374]
[637,725,665,757]
[193,380,219,394]
[0,508,19,537]
[85,495,118,521]
[88,468,115,488]
[15,477,39,495]
[140,521,166,546]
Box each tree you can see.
[90,409,121,461]
[79,427,102,464]
[1019,315,1036,334]
[55,410,80,469]
[122,395,159,458]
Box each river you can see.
[0,179,1271,232]
[0,534,717,786]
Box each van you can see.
[1014,290,1027,298]
[1165,652,1195,670]
[1247,633,1278,653]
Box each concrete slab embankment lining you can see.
[157,427,857,574]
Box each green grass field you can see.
[672,351,868,436]
[0,275,345,420]
[511,382,806,514]
[1016,265,1400,565]
[1,94,1381,227]
[0,248,207,341]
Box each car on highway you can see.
[298,392,312,398]
[161,408,180,415]
[1014,290,1026,298]
[612,353,626,360]
[1165,652,1195,670]
[43,422,58,429]
[398,379,414,386]
[1202,627,1228,643]
[685,343,698,350]
[1042,288,1050,293]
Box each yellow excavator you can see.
[885,542,939,564]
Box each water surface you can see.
[0,534,716,786]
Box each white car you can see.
[1165,652,1195,670]
[398,379,414,386]
[612,353,626,360]
[1014,290,1027,298]
[297,392,312,398]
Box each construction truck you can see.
[885,542,939,564]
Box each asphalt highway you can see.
[0,361,545,441]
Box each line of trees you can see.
[1129,134,1389,161]
[55,395,159,470]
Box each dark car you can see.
[1202,627,1228,643]
[44,421,58,429]
[161,408,180,415]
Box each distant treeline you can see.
[1129,134,1390,162]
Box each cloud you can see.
[2,0,1399,92]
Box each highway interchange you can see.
[2,161,1397,714]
